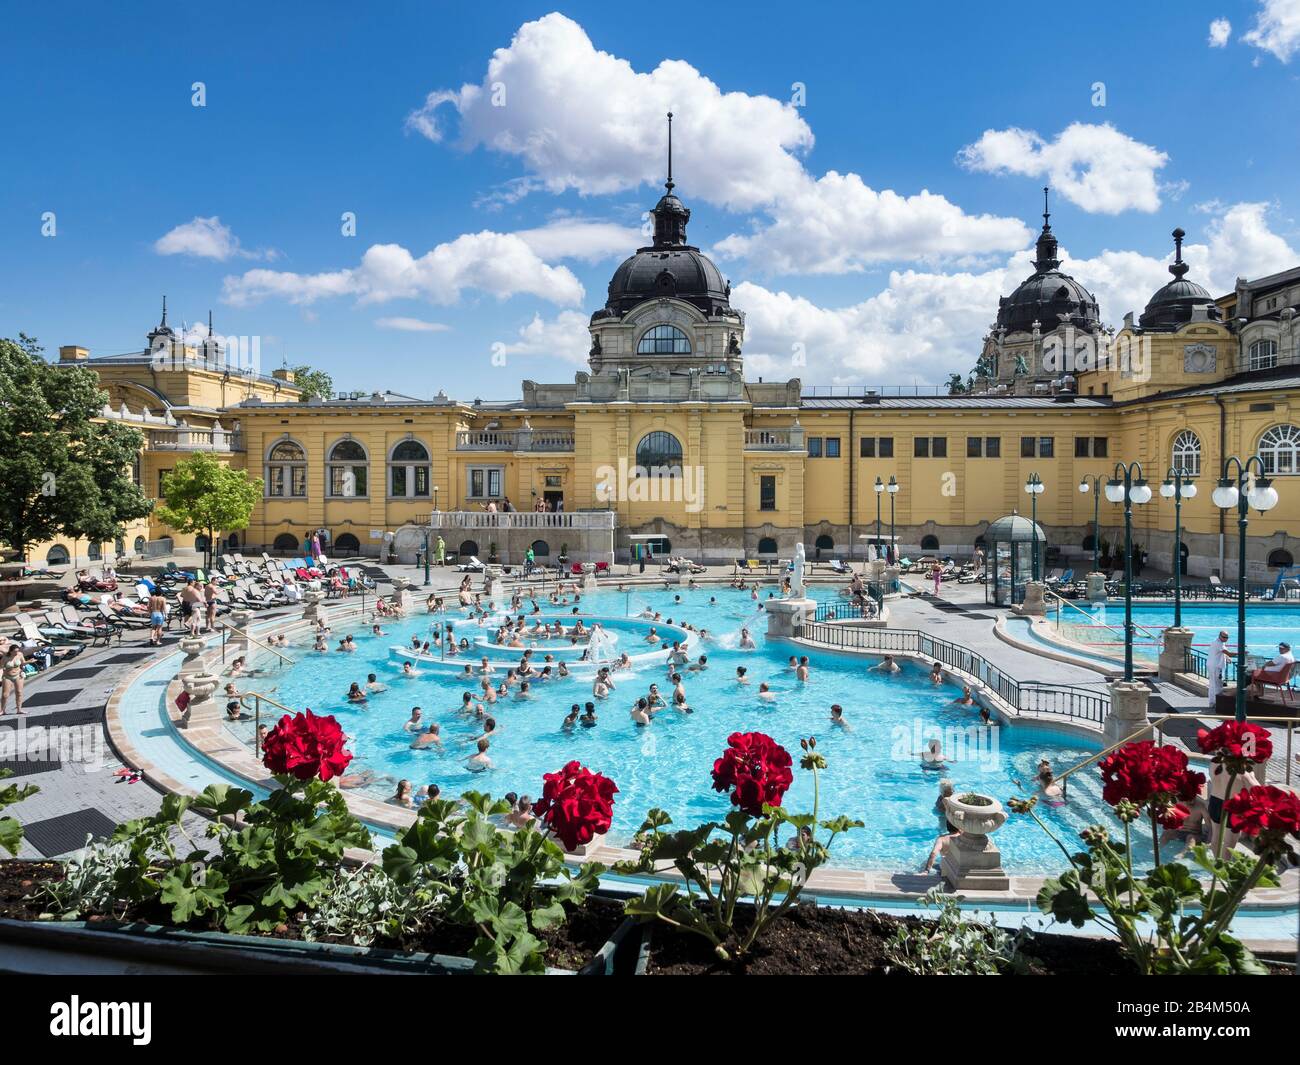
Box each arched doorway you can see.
[1267,548,1294,568]
[46,545,69,565]
[335,533,361,555]
[133,536,146,553]
[273,533,299,553]
[1180,541,1191,575]
[459,540,480,560]
[530,539,550,557]
[920,534,940,551]
[814,534,834,559]
[757,536,778,555]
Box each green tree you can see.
[0,335,153,561]
[156,453,262,570]
[289,364,334,402]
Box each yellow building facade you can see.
[37,192,1300,583]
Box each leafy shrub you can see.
[884,887,1021,975]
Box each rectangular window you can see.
[859,437,875,458]
[158,469,171,499]
[413,466,429,496]
[291,467,307,497]
[268,467,286,497]
[914,437,930,458]
[469,469,484,498]
[488,469,502,498]
[391,465,407,497]
[985,436,1000,458]
[967,436,983,458]
[1093,437,1107,458]
[879,436,893,458]
[760,475,776,511]
[1075,436,1090,458]
[807,437,823,458]
[1039,437,1054,458]
[1021,436,1036,458]
[932,436,947,459]
[824,437,840,458]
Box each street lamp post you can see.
[1159,467,1198,628]
[887,476,899,569]
[873,476,884,573]
[1024,473,1045,580]
[422,527,431,587]
[1212,457,1279,722]
[1105,462,1152,682]
[1078,474,1103,575]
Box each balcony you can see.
[416,510,616,531]
[455,429,575,452]
[744,428,804,451]
[148,427,244,453]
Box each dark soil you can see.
[644,901,1138,975]
[0,859,620,971]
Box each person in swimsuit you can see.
[148,591,168,646]
[1,643,26,716]
[921,779,959,873]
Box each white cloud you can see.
[497,310,591,364]
[1243,0,1300,61]
[958,122,1170,214]
[375,316,450,333]
[514,219,643,262]
[222,232,585,308]
[154,216,272,261]
[409,12,1030,275]
[714,174,1031,274]
[734,203,1297,384]
[1208,18,1233,47]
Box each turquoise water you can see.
[1064,601,1300,664]
[232,584,1143,873]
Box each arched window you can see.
[272,533,299,553]
[757,536,778,555]
[637,325,691,355]
[1171,430,1201,477]
[635,431,683,474]
[327,439,368,497]
[194,535,209,553]
[266,438,307,498]
[133,536,146,553]
[458,540,480,560]
[334,533,361,555]
[46,544,69,565]
[530,539,550,557]
[88,542,102,561]
[1082,534,1097,551]
[1268,548,1294,568]
[974,535,988,550]
[814,534,834,559]
[1249,338,1278,371]
[920,534,940,551]
[1259,424,1300,475]
[388,439,431,498]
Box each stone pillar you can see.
[580,562,598,592]
[178,636,207,676]
[228,609,255,655]
[868,559,886,584]
[883,565,900,594]
[179,672,222,729]
[1086,571,1107,602]
[1017,580,1047,616]
[1104,680,1152,746]
[1158,627,1194,682]
[302,591,325,624]
[390,577,413,612]
[940,794,1009,891]
[764,598,814,639]
[484,568,504,604]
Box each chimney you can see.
[59,345,89,362]
[271,367,296,383]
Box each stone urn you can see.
[302,591,326,622]
[179,671,222,729]
[940,792,1010,891]
[178,636,207,675]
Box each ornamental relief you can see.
[1183,343,1216,374]
[625,301,703,329]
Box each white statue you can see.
[792,542,806,598]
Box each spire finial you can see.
[207,309,214,336]
[1169,227,1189,279]
[665,112,674,192]
[1042,186,1051,229]
[161,295,168,325]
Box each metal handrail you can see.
[221,623,295,666]
[236,690,300,757]
[1044,587,1161,643]
[1054,714,1179,787]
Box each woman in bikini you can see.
[1,642,27,715]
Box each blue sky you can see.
[2,1,1298,395]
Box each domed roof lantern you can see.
[1033,186,1060,272]
[1138,227,1222,331]
[650,113,690,247]
[146,295,176,348]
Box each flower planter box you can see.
[0,861,649,976]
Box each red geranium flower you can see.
[1222,785,1300,848]
[1098,741,1203,808]
[533,761,618,851]
[711,732,794,816]
[1196,720,1273,769]
[261,709,353,782]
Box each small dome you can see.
[1138,229,1222,331]
[996,190,1101,335]
[605,245,730,317]
[985,513,1046,543]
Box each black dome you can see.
[605,243,730,317]
[996,190,1101,335]
[1138,229,1221,331]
